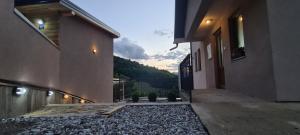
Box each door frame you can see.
[213,28,225,89]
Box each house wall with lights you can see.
[0,0,119,117]
[175,0,300,101]
[196,0,276,100]
[59,16,114,103]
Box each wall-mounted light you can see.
[64,94,70,99]
[36,19,45,30]
[92,49,97,54]
[80,99,85,104]
[14,87,27,95]
[47,91,54,96]
[239,15,243,22]
[205,19,213,25]
[71,11,76,16]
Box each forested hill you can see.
[114,56,178,89]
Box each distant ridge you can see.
[114,56,178,89]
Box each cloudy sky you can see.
[72,0,190,73]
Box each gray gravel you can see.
[1,105,208,135]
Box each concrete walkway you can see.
[191,89,300,135]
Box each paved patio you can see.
[191,89,300,135]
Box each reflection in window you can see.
[229,13,246,60]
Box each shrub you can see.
[148,92,157,102]
[132,92,139,102]
[168,92,177,102]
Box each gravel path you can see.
[1,105,208,135]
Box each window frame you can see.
[228,10,246,61]
[194,52,198,72]
[197,49,201,71]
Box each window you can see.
[229,12,246,60]
[194,52,198,72]
[207,44,212,60]
[197,49,201,71]
[194,49,202,72]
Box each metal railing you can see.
[179,54,193,102]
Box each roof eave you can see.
[15,0,59,6]
[60,0,120,38]
[173,0,212,44]
[185,0,212,40]
[173,38,188,44]
[173,0,188,44]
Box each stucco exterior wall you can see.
[192,42,207,89]
[226,0,276,100]
[0,86,47,118]
[59,16,114,103]
[0,0,60,89]
[201,0,276,100]
[267,0,300,101]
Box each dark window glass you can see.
[229,13,246,60]
[197,49,201,71]
[194,52,198,72]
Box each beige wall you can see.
[59,16,114,103]
[192,42,207,89]
[0,86,46,118]
[196,0,277,100]
[267,0,300,101]
[0,0,60,89]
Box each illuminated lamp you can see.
[92,49,97,54]
[64,94,70,99]
[36,19,45,30]
[205,19,213,25]
[80,99,85,104]
[239,15,243,22]
[14,87,27,95]
[47,91,54,96]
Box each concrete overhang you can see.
[15,0,120,38]
[59,0,120,38]
[174,0,251,42]
[173,0,212,44]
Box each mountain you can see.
[114,56,178,90]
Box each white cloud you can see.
[114,37,190,72]
[114,38,149,60]
[152,50,186,61]
[154,29,173,38]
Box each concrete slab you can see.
[191,89,300,135]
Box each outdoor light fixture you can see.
[14,87,27,95]
[80,99,85,104]
[47,91,54,96]
[64,94,70,99]
[36,19,45,30]
[71,11,76,16]
[239,15,243,22]
[205,19,213,24]
[92,49,97,54]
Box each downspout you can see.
[170,43,179,51]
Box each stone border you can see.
[126,102,190,106]
[190,104,211,135]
